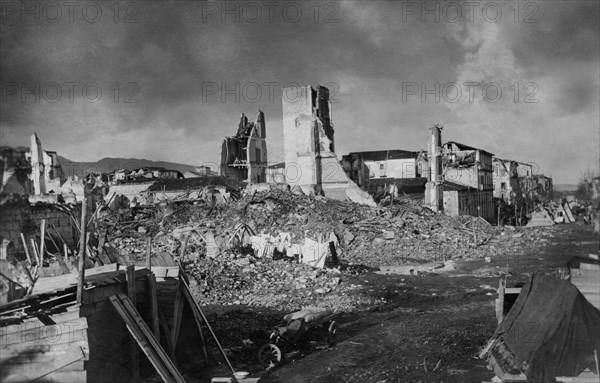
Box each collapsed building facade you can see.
[220,111,268,183]
[441,141,495,222]
[492,158,532,203]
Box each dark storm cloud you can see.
[0,0,597,183]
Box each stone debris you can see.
[93,188,561,312]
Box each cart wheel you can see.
[257,343,282,367]
[327,321,339,346]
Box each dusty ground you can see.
[190,223,598,383]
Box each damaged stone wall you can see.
[27,133,65,195]
[0,201,76,255]
[282,85,375,206]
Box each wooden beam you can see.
[170,286,184,359]
[30,239,39,265]
[179,277,234,374]
[39,219,46,265]
[126,264,140,382]
[76,198,87,305]
[146,236,152,270]
[147,273,160,339]
[20,233,31,264]
[109,294,185,383]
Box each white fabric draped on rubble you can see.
[249,232,338,268]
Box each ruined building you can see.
[220,111,268,183]
[441,140,495,222]
[492,158,532,203]
[341,150,427,200]
[281,85,375,205]
[519,174,553,202]
[27,133,65,195]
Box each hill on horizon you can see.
[58,156,218,178]
[554,184,578,193]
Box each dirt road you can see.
[198,224,598,383]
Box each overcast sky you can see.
[1,0,598,183]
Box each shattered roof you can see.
[346,150,420,161]
[444,141,494,156]
[148,176,244,192]
[443,181,473,191]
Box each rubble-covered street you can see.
[90,188,598,382]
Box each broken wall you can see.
[0,202,76,255]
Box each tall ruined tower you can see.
[425,124,444,212]
[30,133,46,195]
[282,85,336,192]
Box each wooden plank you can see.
[505,288,522,294]
[96,250,112,265]
[0,340,86,382]
[1,317,88,346]
[34,370,87,383]
[580,263,600,271]
[571,268,600,278]
[32,273,78,295]
[1,340,88,357]
[126,265,139,383]
[76,198,87,305]
[152,266,180,279]
[109,294,186,383]
[18,310,81,327]
[147,273,160,339]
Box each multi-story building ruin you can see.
[220,111,268,183]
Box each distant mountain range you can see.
[58,156,217,178]
[554,184,578,192]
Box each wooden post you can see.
[126,265,140,382]
[39,219,46,264]
[497,206,500,226]
[77,198,87,305]
[147,274,160,339]
[145,236,152,270]
[20,233,31,264]
[30,239,39,264]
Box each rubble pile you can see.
[185,256,379,312]
[96,188,553,311]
